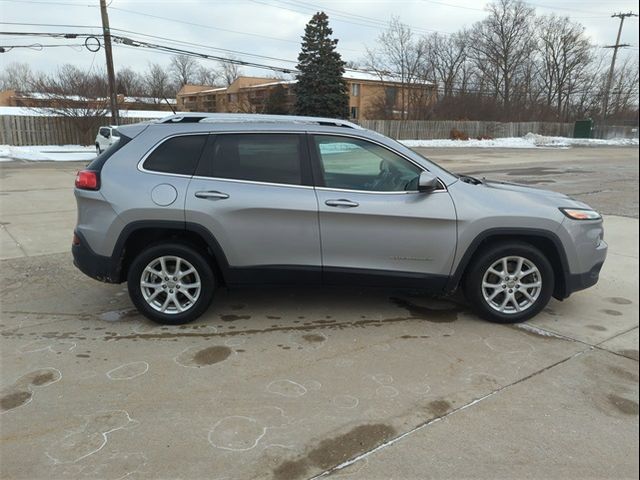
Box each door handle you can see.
[195,190,229,200]
[325,199,359,208]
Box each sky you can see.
[0,0,638,81]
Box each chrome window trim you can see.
[190,175,314,190]
[136,130,447,193]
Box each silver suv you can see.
[72,113,607,324]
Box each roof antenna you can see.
[163,96,176,114]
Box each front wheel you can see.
[127,243,215,324]
[463,242,554,323]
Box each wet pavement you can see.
[0,146,638,479]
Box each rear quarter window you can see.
[196,133,304,185]
[143,135,207,176]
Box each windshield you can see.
[410,148,460,178]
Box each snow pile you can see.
[401,133,639,149]
[0,145,96,162]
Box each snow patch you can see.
[401,133,638,149]
[0,145,96,162]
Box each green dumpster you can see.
[573,119,593,138]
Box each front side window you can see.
[197,134,303,186]
[143,135,207,175]
[99,127,110,137]
[314,135,421,192]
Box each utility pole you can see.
[600,12,637,129]
[100,0,119,125]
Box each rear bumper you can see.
[72,231,121,283]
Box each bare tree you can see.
[143,63,176,102]
[196,65,220,85]
[607,57,639,119]
[365,17,430,119]
[423,32,467,98]
[30,64,109,136]
[219,59,242,86]
[0,62,34,91]
[169,55,199,87]
[116,67,144,96]
[467,0,536,113]
[535,14,592,120]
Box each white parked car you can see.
[95,126,120,154]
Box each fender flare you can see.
[447,227,571,297]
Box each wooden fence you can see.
[359,120,576,140]
[1,115,637,146]
[0,115,154,146]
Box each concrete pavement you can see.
[0,147,638,480]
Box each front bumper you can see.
[72,231,121,283]
[566,261,604,295]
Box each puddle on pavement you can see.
[193,346,232,366]
[390,297,460,323]
[272,423,397,480]
[426,399,453,417]
[220,314,251,322]
[608,394,639,416]
[606,297,632,305]
[618,349,638,361]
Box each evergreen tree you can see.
[263,84,290,115]
[295,12,349,118]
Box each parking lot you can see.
[1,146,638,479]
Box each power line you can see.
[106,6,310,47]
[250,0,452,35]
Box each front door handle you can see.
[195,190,229,200]
[325,199,359,208]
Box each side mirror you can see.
[104,131,111,138]
[418,171,440,193]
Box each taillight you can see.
[72,232,80,245]
[75,170,100,190]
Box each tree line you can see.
[0,56,242,103]
[363,0,638,122]
[1,0,637,123]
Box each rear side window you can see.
[197,134,303,185]
[144,135,207,176]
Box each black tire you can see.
[463,241,554,323]
[127,242,215,325]
[95,144,101,155]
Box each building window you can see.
[351,83,360,97]
[350,106,359,120]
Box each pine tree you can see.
[295,12,349,119]
[263,84,290,115]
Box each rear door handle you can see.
[325,199,359,208]
[195,190,229,200]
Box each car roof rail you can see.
[156,112,362,129]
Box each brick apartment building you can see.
[176,72,436,121]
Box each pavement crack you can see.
[1,225,28,257]
[310,348,589,479]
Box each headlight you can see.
[560,208,602,220]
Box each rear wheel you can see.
[127,243,215,324]
[463,242,554,323]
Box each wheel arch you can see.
[111,221,230,284]
[448,228,570,300]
